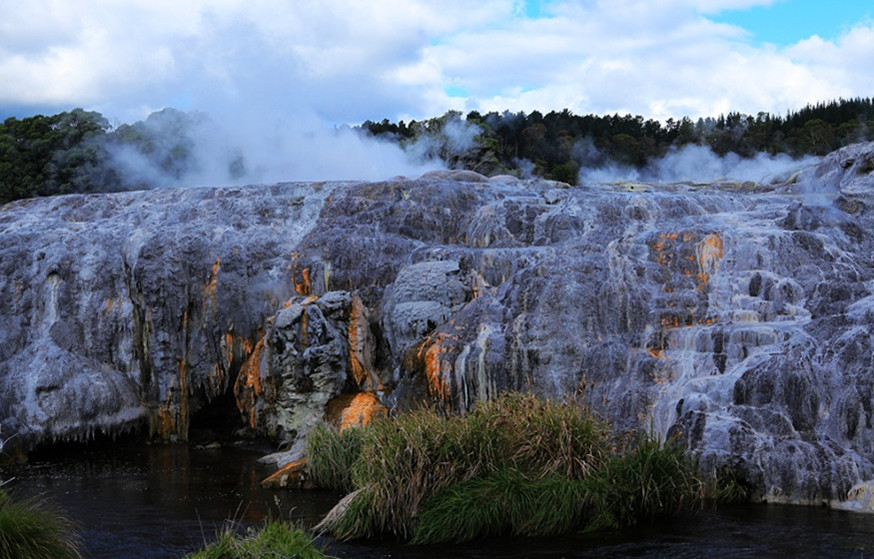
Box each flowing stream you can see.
[5,443,874,559]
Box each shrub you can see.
[0,491,82,559]
[183,519,327,559]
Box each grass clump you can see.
[183,519,328,559]
[411,437,704,543]
[305,423,365,493]
[411,468,589,544]
[708,465,752,504]
[319,392,610,540]
[0,489,82,559]
[311,392,725,544]
[582,435,704,531]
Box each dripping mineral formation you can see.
[2,143,874,510]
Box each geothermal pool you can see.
[7,443,874,558]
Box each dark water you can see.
[5,444,874,559]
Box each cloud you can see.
[1,0,872,127]
[424,3,874,121]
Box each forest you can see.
[2,97,873,204]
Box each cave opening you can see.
[25,423,149,461]
[188,386,248,445]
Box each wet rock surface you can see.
[2,143,874,506]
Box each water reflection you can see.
[6,444,874,559]
[9,443,338,559]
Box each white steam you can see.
[400,113,484,165]
[579,143,821,185]
[108,109,447,188]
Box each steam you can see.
[397,113,485,166]
[579,143,821,185]
[105,107,825,190]
[107,108,447,188]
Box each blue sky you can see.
[1,0,872,125]
[714,0,873,46]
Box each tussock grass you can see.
[708,465,752,504]
[411,468,589,544]
[305,423,365,493]
[583,436,705,531]
[0,490,82,559]
[311,392,722,544]
[183,519,328,559]
[324,393,610,540]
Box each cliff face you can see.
[2,144,874,507]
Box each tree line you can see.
[2,98,873,204]
[0,107,227,204]
[360,97,874,183]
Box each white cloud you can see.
[0,0,872,126]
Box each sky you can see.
[1,0,872,127]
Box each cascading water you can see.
[2,142,874,509]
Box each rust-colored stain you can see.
[204,256,221,307]
[298,268,311,295]
[695,233,724,289]
[649,230,723,335]
[104,297,124,314]
[157,401,174,439]
[325,392,388,432]
[300,303,309,347]
[289,251,317,296]
[418,332,456,402]
[178,357,189,437]
[347,295,377,390]
[261,457,309,489]
[234,335,265,429]
[645,231,724,385]
[225,333,235,365]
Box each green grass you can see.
[309,392,739,544]
[411,468,590,543]
[0,489,82,559]
[581,435,705,532]
[321,392,611,540]
[305,423,365,493]
[182,519,328,559]
[411,437,706,543]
